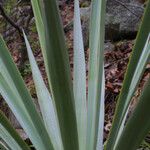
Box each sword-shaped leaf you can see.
[96,66,105,150]
[32,0,79,149]
[115,78,150,150]
[86,0,106,149]
[0,35,54,150]
[23,31,63,150]
[73,0,87,149]
[106,1,150,149]
[0,111,30,150]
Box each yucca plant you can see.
[0,0,150,150]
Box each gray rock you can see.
[106,0,144,40]
[80,0,144,47]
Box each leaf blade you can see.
[73,0,87,150]
[96,66,105,150]
[86,0,106,149]
[23,31,63,150]
[106,1,150,149]
[0,35,54,150]
[0,111,30,150]
[115,78,150,150]
[33,0,79,149]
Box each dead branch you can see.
[0,4,22,34]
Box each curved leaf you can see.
[0,35,54,150]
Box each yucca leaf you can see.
[86,0,106,149]
[0,127,21,150]
[0,35,54,150]
[0,111,30,150]
[73,0,87,150]
[0,73,53,150]
[115,78,150,150]
[96,66,105,150]
[114,33,150,148]
[33,1,79,150]
[129,33,150,90]
[23,31,63,150]
[106,1,150,149]
[30,0,45,54]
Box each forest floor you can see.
[0,0,150,149]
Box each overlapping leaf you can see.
[31,0,79,149]
[23,31,63,150]
[0,35,53,150]
[0,111,30,150]
[86,0,106,150]
[116,78,150,150]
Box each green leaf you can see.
[115,78,150,150]
[0,35,54,150]
[114,33,150,148]
[23,31,63,150]
[33,1,79,150]
[0,111,30,150]
[30,0,45,53]
[86,0,106,149]
[106,1,150,149]
[129,33,150,90]
[73,0,87,150]
[96,67,105,150]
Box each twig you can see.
[0,4,28,69]
[0,4,22,35]
[121,3,144,10]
